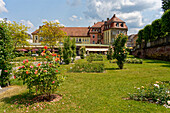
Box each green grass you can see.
[0,55,170,113]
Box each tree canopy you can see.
[162,0,170,12]
[38,21,66,49]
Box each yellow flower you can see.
[141,86,144,89]
[156,81,159,84]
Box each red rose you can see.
[23,60,25,64]
[26,59,28,63]
[37,63,41,66]
[26,71,29,74]
[14,75,16,79]
[56,70,58,73]
[44,46,48,50]
[4,70,8,72]
[22,66,25,68]
[46,56,49,59]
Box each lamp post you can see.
[0,69,2,89]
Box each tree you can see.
[107,45,113,60]
[71,38,77,62]
[80,46,86,59]
[113,33,128,69]
[8,21,30,50]
[162,0,170,12]
[63,37,72,64]
[161,9,170,34]
[38,21,66,51]
[0,22,14,87]
[151,19,164,39]
[143,25,152,44]
[137,29,144,47]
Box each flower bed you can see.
[125,58,143,64]
[69,62,104,73]
[128,81,170,106]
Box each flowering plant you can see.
[128,81,170,105]
[17,46,65,99]
[113,33,128,69]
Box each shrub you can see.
[128,81,170,105]
[80,46,86,59]
[71,38,76,62]
[113,33,128,69]
[107,45,113,60]
[137,29,144,46]
[17,46,65,99]
[63,37,72,64]
[143,25,152,43]
[70,62,104,73]
[161,9,170,34]
[0,22,14,87]
[151,19,164,39]
[125,58,143,64]
[87,53,103,63]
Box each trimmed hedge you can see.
[69,62,104,73]
[87,54,103,62]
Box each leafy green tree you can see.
[143,25,152,44]
[80,46,86,59]
[113,33,128,69]
[63,37,72,64]
[107,45,113,60]
[136,29,144,48]
[0,22,14,87]
[71,38,77,62]
[8,21,30,50]
[151,19,164,39]
[38,21,66,51]
[162,0,170,12]
[161,9,170,34]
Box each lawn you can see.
[0,56,170,113]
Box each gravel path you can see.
[0,87,12,94]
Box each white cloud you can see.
[20,20,35,34]
[84,0,162,34]
[69,15,83,21]
[66,0,81,6]
[0,0,8,13]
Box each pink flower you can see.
[30,66,33,68]
[18,67,22,69]
[43,70,47,72]
[52,81,55,84]
[23,60,25,64]
[34,70,38,74]
[4,70,8,72]
[22,66,25,68]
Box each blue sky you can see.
[0,0,163,34]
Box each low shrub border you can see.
[125,58,143,64]
[87,54,104,63]
[128,81,170,107]
[69,62,105,73]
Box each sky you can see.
[0,0,164,35]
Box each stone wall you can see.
[132,35,170,61]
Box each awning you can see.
[85,48,108,52]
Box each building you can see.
[31,14,128,45]
[127,34,138,48]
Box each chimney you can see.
[94,22,96,25]
[102,20,104,22]
[113,14,116,17]
[107,18,109,21]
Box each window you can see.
[40,37,43,41]
[92,29,95,31]
[109,25,110,28]
[76,38,78,42]
[121,23,123,27]
[93,35,95,38]
[116,23,119,27]
[93,41,95,44]
[83,39,84,42]
[79,38,81,42]
[35,36,38,40]
[117,30,120,34]
[85,39,86,42]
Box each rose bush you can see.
[17,46,65,99]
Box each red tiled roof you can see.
[60,27,89,37]
[107,14,125,23]
[31,29,39,35]
[92,22,104,27]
